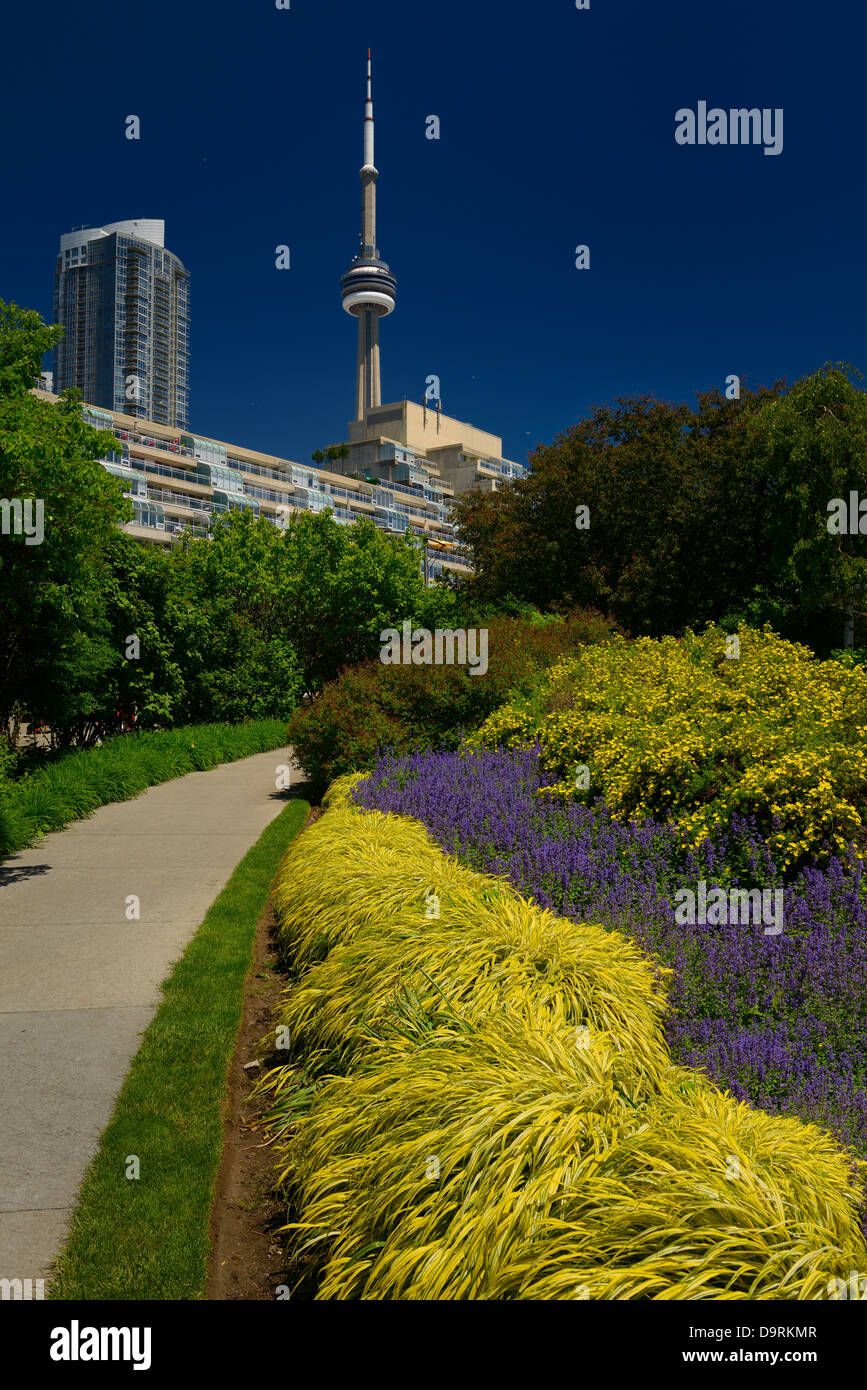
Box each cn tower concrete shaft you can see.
[357,308,381,418]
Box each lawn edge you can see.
[0,719,290,859]
[46,792,310,1302]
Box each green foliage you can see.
[452,384,780,634]
[0,303,134,744]
[745,363,867,648]
[100,531,187,727]
[832,644,867,669]
[453,368,867,653]
[0,299,63,398]
[0,719,287,857]
[285,609,619,788]
[0,735,20,781]
[167,511,304,721]
[270,510,432,692]
[0,299,453,746]
[167,507,431,709]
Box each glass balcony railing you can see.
[138,458,200,485]
[487,459,527,479]
[144,486,211,513]
[245,483,296,506]
[94,413,474,554]
[164,518,209,538]
[227,457,292,485]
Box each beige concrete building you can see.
[31,389,474,580]
[339,398,526,498]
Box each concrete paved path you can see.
[0,746,300,1294]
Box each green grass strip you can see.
[48,795,310,1301]
[0,719,289,857]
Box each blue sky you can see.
[3,0,863,466]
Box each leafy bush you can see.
[262,783,867,1299]
[285,609,618,788]
[832,645,867,669]
[469,624,867,873]
[0,719,287,857]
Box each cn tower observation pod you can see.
[340,258,397,316]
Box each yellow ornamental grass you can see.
[273,1011,866,1301]
[277,1014,664,1299]
[321,771,370,810]
[271,809,445,965]
[279,884,671,1082]
[271,781,670,1080]
[263,791,867,1299]
[489,1076,867,1301]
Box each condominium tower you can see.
[52,219,189,429]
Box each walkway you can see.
[0,746,299,1293]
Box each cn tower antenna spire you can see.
[364,48,374,172]
[340,52,397,421]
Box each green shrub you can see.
[285,609,618,788]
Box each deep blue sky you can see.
[3,0,864,467]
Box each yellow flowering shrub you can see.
[467,625,867,869]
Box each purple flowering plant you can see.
[353,746,867,1172]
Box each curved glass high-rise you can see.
[53,219,189,430]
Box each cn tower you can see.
[340,51,397,420]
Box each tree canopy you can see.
[0,297,454,748]
[0,300,135,741]
[452,368,867,651]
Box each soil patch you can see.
[206,799,321,1300]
